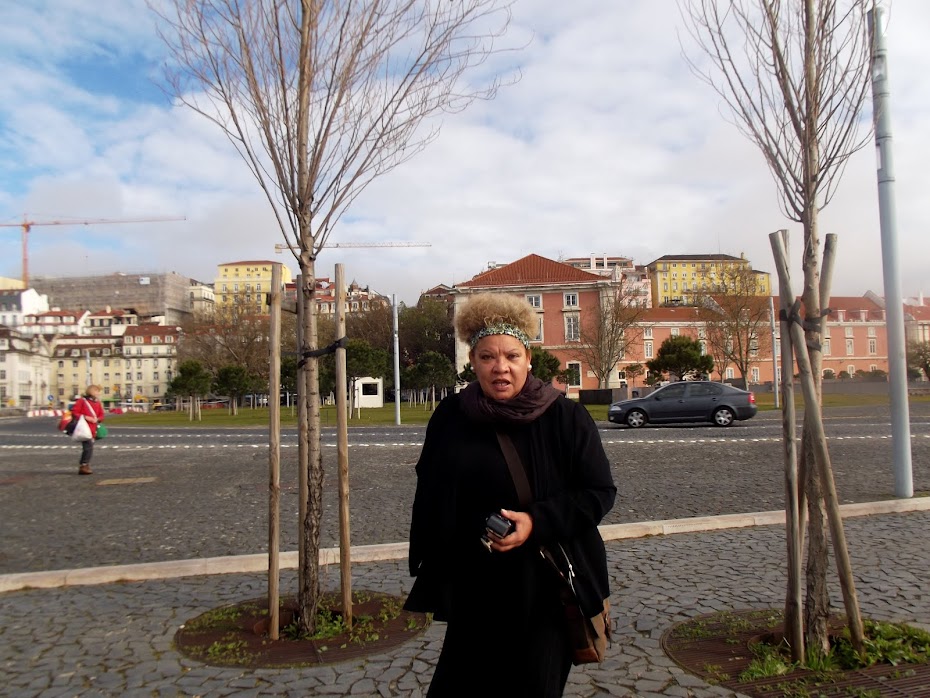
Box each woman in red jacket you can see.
[71,384,105,475]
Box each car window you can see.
[657,383,687,398]
[687,383,723,397]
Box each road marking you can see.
[2,435,928,451]
[97,477,157,486]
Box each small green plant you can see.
[833,619,930,669]
[740,642,797,681]
[702,663,730,684]
[183,605,242,631]
[205,638,250,662]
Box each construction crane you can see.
[274,241,430,252]
[0,215,186,287]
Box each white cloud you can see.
[0,0,928,305]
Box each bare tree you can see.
[153,0,516,633]
[569,288,648,389]
[696,265,773,386]
[678,0,872,657]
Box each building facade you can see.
[646,253,771,307]
[0,327,51,408]
[214,261,293,315]
[31,272,199,325]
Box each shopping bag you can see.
[70,416,93,442]
[58,413,74,433]
[95,424,108,440]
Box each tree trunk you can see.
[801,427,830,653]
[298,259,323,634]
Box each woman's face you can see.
[87,386,100,399]
[470,334,532,401]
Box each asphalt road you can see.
[1,404,928,575]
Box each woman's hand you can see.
[487,508,533,553]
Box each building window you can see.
[565,314,580,342]
[565,362,582,387]
[534,317,543,342]
[824,338,831,355]
[563,293,578,308]
[751,367,760,383]
[846,338,854,355]
[644,340,653,359]
[845,326,853,337]
[726,367,735,379]
[847,364,855,377]
[671,327,679,336]
[643,327,653,338]
[526,294,541,308]
[868,338,876,355]
[868,326,876,337]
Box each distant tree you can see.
[417,350,457,410]
[647,336,713,382]
[179,300,271,385]
[344,339,390,416]
[214,364,258,416]
[400,299,455,365]
[530,347,564,384]
[623,363,645,388]
[696,266,773,385]
[168,360,214,421]
[907,340,930,381]
[567,291,648,388]
[822,369,835,380]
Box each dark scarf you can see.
[459,375,562,425]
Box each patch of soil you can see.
[661,609,930,697]
[175,591,431,668]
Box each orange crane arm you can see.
[0,215,185,287]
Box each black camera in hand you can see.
[481,512,515,552]
[485,512,514,538]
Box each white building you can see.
[0,288,50,329]
[0,327,52,408]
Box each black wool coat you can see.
[404,391,617,622]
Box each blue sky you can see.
[0,0,927,306]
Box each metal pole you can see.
[869,6,913,498]
[392,294,401,425]
[769,295,779,408]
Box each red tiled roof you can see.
[905,304,930,321]
[641,306,704,322]
[456,254,604,288]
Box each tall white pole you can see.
[393,294,401,425]
[769,295,779,408]
[869,6,913,498]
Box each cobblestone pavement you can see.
[2,405,929,696]
[2,511,929,697]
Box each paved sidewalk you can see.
[3,506,929,697]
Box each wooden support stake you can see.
[334,264,353,628]
[267,263,283,639]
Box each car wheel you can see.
[626,409,647,428]
[713,407,735,426]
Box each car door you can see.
[683,382,724,419]
[647,382,688,421]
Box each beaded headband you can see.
[469,323,531,350]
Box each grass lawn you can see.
[109,392,930,428]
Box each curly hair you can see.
[454,293,537,347]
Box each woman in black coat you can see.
[404,293,617,697]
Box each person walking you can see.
[71,385,105,475]
[403,293,617,697]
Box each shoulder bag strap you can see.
[495,431,533,510]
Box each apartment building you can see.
[118,324,180,404]
[0,327,51,408]
[0,288,49,328]
[646,253,771,307]
[214,261,293,314]
[312,278,389,316]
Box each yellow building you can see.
[213,261,293,314]
[646,253,771,307]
